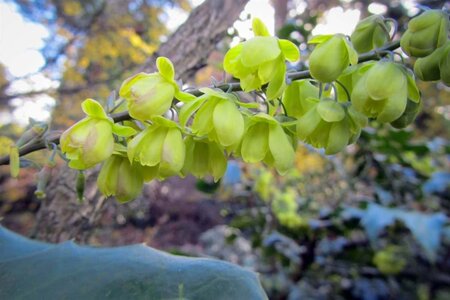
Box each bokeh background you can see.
[0,0,449,299]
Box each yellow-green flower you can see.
[240,113,295,175]
[127,116,185,178]
[351,60,420,123]
[308,34,358,83]
[119,57,195,121]
[223,18,299,99]
[182,136,227,182]
[97,154,144,203]
[282,80,319,118]
[351,15,391,53]
[296,98,367,154]
[60,99,136,170]
[400,9,449,57]
[180,88,245,149]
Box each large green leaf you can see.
[0,226,267,300]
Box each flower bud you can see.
[400,10,449,57]
[76,170,85,203]
[61,117,114,170]
[60,99,136,170]
[182,136,227,182]
[34,164,53,199]
[351,61,419,123]
[127,116,185,178]
[119,57,195,121]
[351,15,391,53]
[9,146,19,178]
[181,88,244,149]
[309,34,358,83]
[296,98,365,154]
[240,113,295,175]
[223,18,299,99]
[16,122,48,147]
[120,73,175,121]
[97,154,144,203]
[414,42,449,81]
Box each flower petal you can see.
[156,56,175,81]
[268,123,295,175]
[241,37,281,67]
[161,128,185,172]
[241,123,269,163]
[81,98,108,119]
[139,127,167,166]
[317,100,346,122]
[279,39,300,61]
[213,100,244,146]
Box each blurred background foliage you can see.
[0,0,449,299]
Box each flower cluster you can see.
[46,11,448,203]
[223,18,299,99]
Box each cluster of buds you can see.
[11,11,448,203]
[401,9,449,86]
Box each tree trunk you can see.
[272,0,288,31]
[33,0,249,243]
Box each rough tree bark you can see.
[32,0,249,243]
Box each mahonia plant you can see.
[5,9,450,203]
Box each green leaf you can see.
[252,18,270,37]
[156,56,175,81]
[81,98,108,119]
[308,34,333,44]
[0,226,268,300]
[112,123,137,137]
[278,39,300,62]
